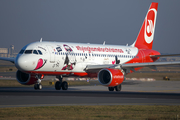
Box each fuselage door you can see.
[46,45,55,63]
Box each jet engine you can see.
[98,68,124,87]
[16,70,38,85]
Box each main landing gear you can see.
[108,84,122,92]
[55,75,68,90]
[34,75,44,90]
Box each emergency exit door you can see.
[46,45,55,63]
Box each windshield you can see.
[24,50,33,54]
[19,49,43,55]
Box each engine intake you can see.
[98,68,124,87]
[16,70,37,85]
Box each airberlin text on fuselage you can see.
[76,46,124,53]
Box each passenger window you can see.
[33,50,38,55]
[25,50,33,54]
[38,50,43,55]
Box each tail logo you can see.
[144,8,157,44]
[146,20,154,36]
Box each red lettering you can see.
[76,46,124,53]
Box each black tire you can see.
[38,84,42,90]
[62,81,68,90]
[108,87,114,91]
[34,84,38,90]
[55,81,62,90]
[34,83,42,90]
[115,84,121,91]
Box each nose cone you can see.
[15,55,34,71]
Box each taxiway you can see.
[0,80,180,108]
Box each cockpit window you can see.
[38,50,43,55]
[25,50,33,54]
[33,50,38,55]
[19,50,25,54]
[20,49,43,55]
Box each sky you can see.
[0,0,180,54]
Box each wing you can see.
[85,61,180,73]
[0,57,15,63]
[85,53,180,72]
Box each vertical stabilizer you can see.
[132,2,158,49]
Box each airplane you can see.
[0,2,180,91]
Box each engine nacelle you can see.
[16,70,38,85]
[98,68,124,87]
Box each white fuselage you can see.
[15,41,138,75]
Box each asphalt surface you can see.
[0,80,180,108]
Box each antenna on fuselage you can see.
[40,38,43,42]
[103,41,106,45]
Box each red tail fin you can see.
[132,2,158,49]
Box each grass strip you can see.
[0,105,180,120]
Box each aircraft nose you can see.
[15,55,33,71]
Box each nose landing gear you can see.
[34,75,44,90]
[34,83,42,90]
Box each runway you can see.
[0,80,180,108]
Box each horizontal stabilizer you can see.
[150,54,180,58]
[121,61,180,68]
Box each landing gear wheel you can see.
[115,84,121,91]
[108,87,114,91]
[34,84,38,90]
[55,81,62,90]
[62,81,68,90]
[38,84,42,90]
[34,83,42,90]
